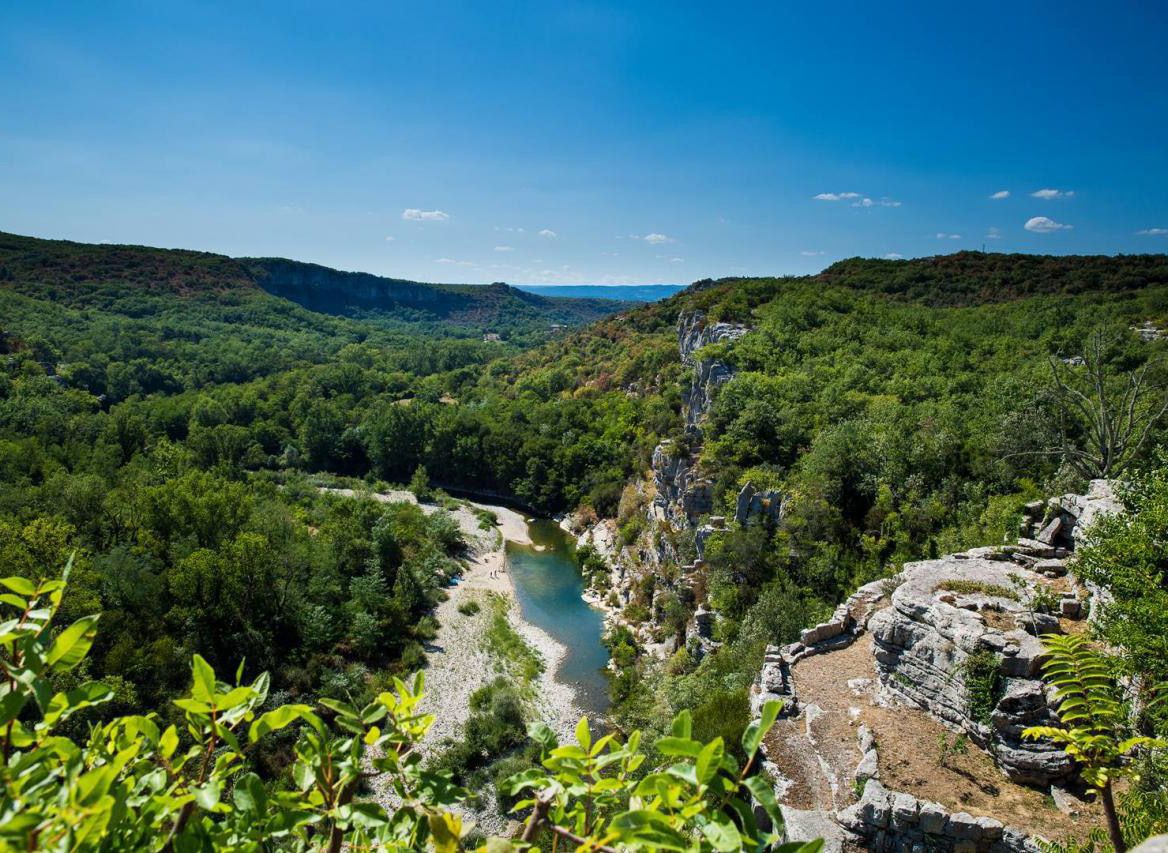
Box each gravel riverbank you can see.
[320,487,590,836]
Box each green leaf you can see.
[696,737,724,784]
[744,775,783,828]
[429,812,463,853]
[611,810,689,851]
[0,690,29,726]
[160,725,179,758]
[0,577,36,597]
[190,654,216,703]
[194,779,222,810]
[759,699,783,735]
[249,704,321,742]
[527,721,557,751]
[700,814,742,851]
[656,736,702,758]
[46,614,100,671]
[741,720,763,758]
[232,772,267,813]
[43,681,114,726]
[671,709,692,739]
[575,716,591,752]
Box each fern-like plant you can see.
[1024,634,1166,852]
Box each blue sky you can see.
[2,1,1166,285]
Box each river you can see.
[505,518,611,713]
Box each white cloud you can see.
[601,251,620,257]
[884,253,904,260]
[801,250,825,256]
[936,232,962,240]
[853,197,902,208]
[1031,189,1075,200]
[642,233,671,244]
[494,245,514,252]
[990,190,1010,200]
[813,192,862,201]
[1024,216,1073,233]
[985,227,1002,240]
[1137,228,1168,236]
[384,236,395,242]
[538,228,557,238]
[495,226,525,233]
[669,257,685,263]
[402,208,450,221]
[434,257,474,266]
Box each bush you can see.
[408,464,432,501]
[619,515,644,546]
[961,649,1005,724]
[457,599,481,616]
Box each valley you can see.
[2,232,1168,850]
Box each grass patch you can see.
[935,580,1019,600]
[483,594,543,683]
[471,506,499,531]
[457,599,482,616]
[960,649,1005,724]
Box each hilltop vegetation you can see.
[0,230,625,341]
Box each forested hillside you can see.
[3,237,1168,848]
[0,231,625,342]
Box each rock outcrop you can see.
[678,311,747,434]
[650,311,750,528]
[749,482,1121,851]
[735,481,784,526]
[868,551,1075,786]
[651,441,714,526]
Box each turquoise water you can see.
[505,519,611,713]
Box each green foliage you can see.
[1025,634,1167,852]
[0,569,822,850]
[0,568,467,850]
[507,702,821,852]
[1077,459,1168,726]
[457,599,482,616]
[433,678,529,784]
[410,464,433,501]
[482,594,543,682]
[937,731,968,768]
[961,649,1005,725]
[1024,635,1164,793]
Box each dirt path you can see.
[766,636,875,811]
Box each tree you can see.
[1044,331,1168,479]
[1023,634,1165,852]
[1075,460,1168,732]
[410,464,432,501]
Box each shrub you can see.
[961,649,1005,724]
[457,599,482,616]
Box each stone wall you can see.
[837,780,1039,852]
